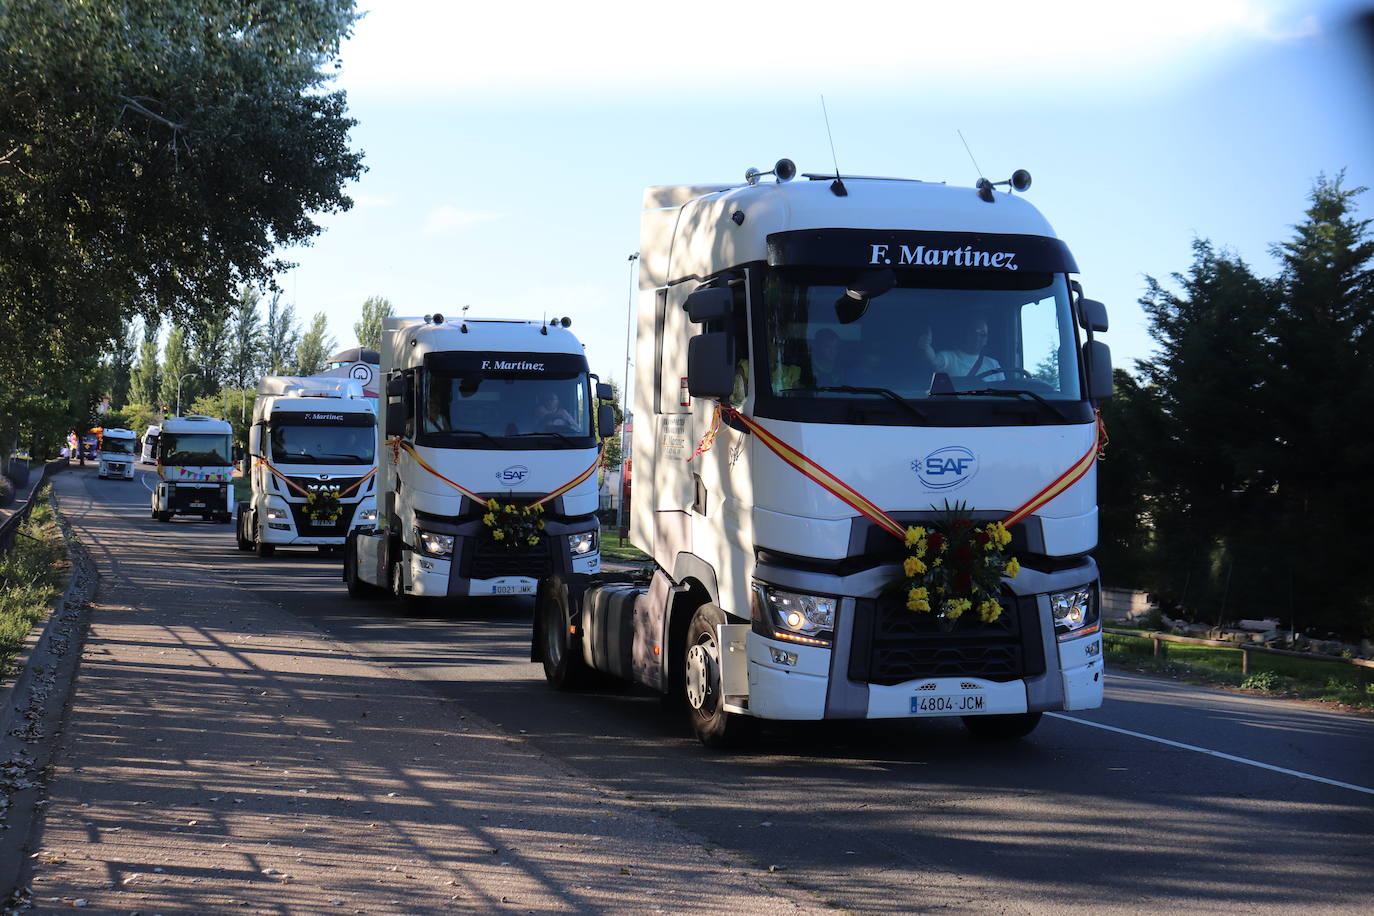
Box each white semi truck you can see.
[237,376,378,557]
[151,415,234,523]
[344,316,614,603]
[140,425,160,464]
[536,162,1114,746]
[96,427,137,480]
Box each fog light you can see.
[769,647,799,667]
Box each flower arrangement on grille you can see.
[303,489,343,523]
[897,502,1019,623]
[482,498,544,549]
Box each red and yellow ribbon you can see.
[689,404,1107,542]
[254,458,376,499]
[388,437,602,509]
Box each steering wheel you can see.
[975,366,1036,381]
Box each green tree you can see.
[189,300,233,395]
[354,295,393,350]
[103,319,139,410]
[227,284,266,390]
[129,320,162,410]
[295,312,335,376]
[160,326,193,414]
[1095,369,1165,590]
[0,0,363,463]
[263,293,300,376]
[599,379,626,472]
[1136,240,1277,623]
[1263,174,1374,637]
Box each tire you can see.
[961,712,1043,741]
[344,541,380,599]
[683,604,756,748]
[538,578,590,690]
[390,556,418,605]
[235,508,253,552]
[157,511,172,523]
[255,538,275,558]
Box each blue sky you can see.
[281,0,1374,401]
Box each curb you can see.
[0,488,97,902]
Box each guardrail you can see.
[0,460,65,556]
[1103,627,1374,674]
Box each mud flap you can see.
[718,623,751,714]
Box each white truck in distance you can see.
[536,161,1114,746]
[140,425,160,464]
[238,376,378,558]
[96,427,137,480]
[344,315,614,604]
[151,415,234,523]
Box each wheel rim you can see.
[543,599,564,666]
[391,563,403,597]
[685,639,719,711]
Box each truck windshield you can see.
[422,371,592,444]
[160,434,232,466]
[101,438,135,455]
[759,268,1083,408]
[270,421,376,465]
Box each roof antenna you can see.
[958,130,996,203]
[820,95,847,197]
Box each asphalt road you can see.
[44,464,1374,912]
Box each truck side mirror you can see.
[686,332,735,400]
[387,375,407,398]
[385,406,408,438]
[1077,298,1109,333]
[248,424,262,458]
[684,287,732,323]
[1083,340,1114,401]
[595,381,614,401]
[597,403,616,438]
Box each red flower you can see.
[974,529,991,546]
[953,545,973,566]
[927,532,945,551]
[952,519,972,532]
[954,572,972,592]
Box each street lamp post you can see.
[175,372,196,417]
[615,252,638,543]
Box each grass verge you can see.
[0,489,69,678]
[600,527,649,563]
[1105,632,1374,713]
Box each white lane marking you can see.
[140,469,157,493]
[1046,712,1374,797]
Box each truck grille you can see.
[467,538,551,580]
[848,591,1045,686]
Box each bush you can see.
[0,476,12,507]
[1240,670,1281,692]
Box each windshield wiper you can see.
[806,386,928,423]
[507,431,579,445]
[440,428,501,445]
[955,388,1071,420]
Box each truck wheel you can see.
[255,538,275,558]
[157,511,172,523]
[538,578,590,690]
[961,712,1042,741]
[235,508,253,551]
[684,604,756,749]
[344,545,380,599]
[390,558,418,605]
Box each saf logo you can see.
[913,446,978,490]
[496,465,529,484]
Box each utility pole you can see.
[615,252,638,544]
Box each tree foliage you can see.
[1108,174,1374,637]
[354,295,393,350]
[0,0,362,459]
[295,312,335,376]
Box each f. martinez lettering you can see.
[869,243,1018,271]
[481,359,546,371]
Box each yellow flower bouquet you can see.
[896,502,1017,623]
[482,498,545,550]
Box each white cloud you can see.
[340,0,1328,97]
[424,205,501,234]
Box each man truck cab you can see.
[151,415,234,523]
[96,427,137,480]
[238,376,378,558]
[537,162,1113,746]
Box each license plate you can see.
[190,502,205,508]
[911,694,986,714]
[309,519,332,526]
[476,577,536,596]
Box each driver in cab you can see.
[534,392,577,431]
[918,315,1002,379]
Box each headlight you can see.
[358,508,377,524]
[753,583,836,647]
[1050,586,1098,638]
[417,529,454,558]
[266,506,287,520]
[568,531,597,555]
